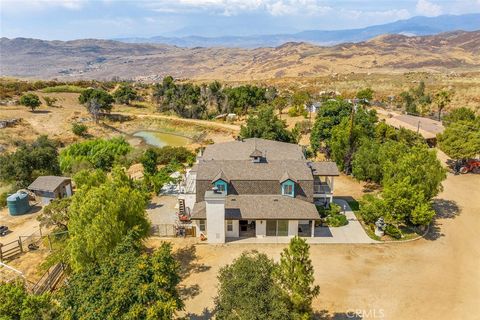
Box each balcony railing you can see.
[313,183,331,194]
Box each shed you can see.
[28,176,73,205]
[6,191,30,216]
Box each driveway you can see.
[147,195,178,225]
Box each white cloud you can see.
[1,0,87,12]
[143,0,333,16]
[415,0,442,17]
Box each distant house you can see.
[28,176,73,205]
[385,114,445,145]
[179,138,340,243]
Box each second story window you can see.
[281,180,295,197]
[214,180,228,194]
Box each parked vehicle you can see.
[0,225,8,236]
[459,159,480,174]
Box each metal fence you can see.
[151,224,176,237]
[150,224,196,237]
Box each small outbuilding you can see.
[28,176,73,205]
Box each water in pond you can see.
[132,131,190,147]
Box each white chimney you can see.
[205,189,226,243]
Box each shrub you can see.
[325,213,348,227]
[43,96,59,107]
[43,85,85,93]
[59,137,132,173]
[71,123,88,136]
[384,224,402,239]
[0,192,7,208]
[155,146,196,165]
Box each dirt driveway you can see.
[148,172,479,320]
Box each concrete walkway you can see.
[226,199,378,244]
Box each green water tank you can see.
[7,192,30,216]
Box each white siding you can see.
[256,220,266,237]
[225,220,239,238]
[288,220,298,237]
[205,197,225,243]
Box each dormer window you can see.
[281,180,295,197]
[249,148,263,163]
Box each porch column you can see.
[311,220,315,237]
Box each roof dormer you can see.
[249,148,263,163]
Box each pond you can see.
[132,130,191,147]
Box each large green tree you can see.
[240,105,296,143]
[67,167,150,270]
[382,145,446,201]
[442,107,476,125]
[113,83,137,105]
[329,108,377,172]
[0,281,57,320]
[433,89,452,120]
[215,251,290,320]
[438,120,480,160]
[19,93,41,111]
[310,99,351,151]
[275,237,319,319]
[37,197,71,231]
[59,235,183,320]
[0,135,61,188]
[78,88,114,122]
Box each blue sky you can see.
[1,0,479,40]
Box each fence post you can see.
[18,237,23,253]
[47,235,53,252]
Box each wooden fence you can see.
[0,239,23,262]
[31,263,65,295]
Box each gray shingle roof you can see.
[197,160,313,181]
[309,162,340,176]
[28,176,70,192]
[191,195,320,220]
[212,170,230,182]
[202,138,305,161]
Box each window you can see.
[227,220,233,232]
[281,180,295,197]
[266,220,289,236]
[199,220,206,232]
[214,180,228,193]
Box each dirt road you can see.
[160,172,479,319]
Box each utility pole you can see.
[417,120,421,134]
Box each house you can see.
[179,138,339,243]
[28,176,73,205]
[384,114,445,146]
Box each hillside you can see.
[1,31,479,81]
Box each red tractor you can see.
[459,159,480,174]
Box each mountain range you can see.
[115,14,480,48]
[1,30,479,81]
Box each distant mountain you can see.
[115,14,480,48]
[1,31,479,81]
